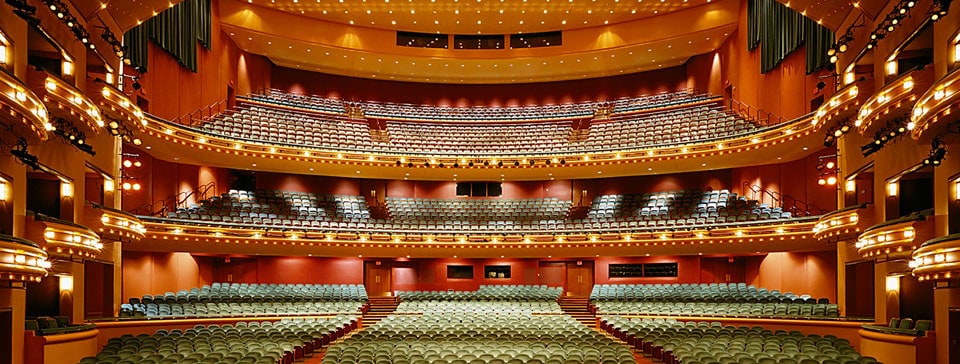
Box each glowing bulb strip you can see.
[140,219,817,252]
[911,233,960,281]
[812,83,861,132]
[41,224,103,259]
[856,70,928,133]
[94,206,146,241]
[0,69,49,141]
[910,66,960,141]
[813,206,864,242]
[856,220,919,259]
[94,85,146,130]
[35,75,104,131]
[0,235,50,283]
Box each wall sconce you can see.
[62,60,73,76]
[844,71,855,85]
[0,44,6,66]
[59,274,73,292]
[0,178,7,201]
[886,60,898,76]
[845,179,857,193]
[885,275,900,292]
[60,181,73,198]
[954,42,960,63]
[954,178,960,201]
[103,178,114,193]
[887,181,899,197]
[105,72,114,85]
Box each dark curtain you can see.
[748,0,835,74]
[122,0,211,72]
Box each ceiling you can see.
[775,0,890,31]
[248,0,713,35]
[220,0,739,83]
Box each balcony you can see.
[814,204,873,243]
[87,80,146,133]
[910,232,960,281]
[856,68,933,135]
[910,65,960,143]
[26,213,103,260]
[84,202,146,242]
[812,82,870,132]
[856,212,935,260]
[0,234,50,283]
[132,217,819,258]
[0,69,49,143]
[27,70,104,133]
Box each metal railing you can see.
[742,184,830,217]
[729,99,785,127]
[173,99,229,127]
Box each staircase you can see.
[362,296,399,327]
[559,296,596,328]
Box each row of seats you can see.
[861,317,934,336]
[120,301,365,318]
[248,88,707,121]
[600,316,878,364]
[395,301,563,314]
[591,301,840,319]
[324,312,636,364]
[590,283,823,303]
[130,283,368,304]
[25,316,96,335]
[160,188,800,234]
[199,93,753,156]
[396,285,563,301]
[78,316,357,364]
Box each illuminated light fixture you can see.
[886,60,897,76]
[103,179,114,192]
[845,179,856,192]
[954,178,960,201]
[59,274,74,292]
[903,79,914,89]
[62,60,73,76]
[885,275,900,292]
[0,178,6,201]
[60,181,73,197]
[826,176,838,185]
[887,181,899,197]
[106,72,114,85]
[0,43,6,64]
[954,42,960,62]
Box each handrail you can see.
[742,184,829,217]
[728,99,785,127]
[175,181,217,210]
[173,99,228,127]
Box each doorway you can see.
[364,261,393,296]
[565,261,594,297]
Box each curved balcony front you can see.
[0,70,49,144]
[139,109,819,181]
[910,65,960,143]
[812,82,871,132]
[814,204,873,243]
[26,213,103,260]
[856,213,935,260]
[28,70,104,133]
[911,233,960,281]
[84,202,146,242]
[133,216,819,258]
[87,80,146,133]
[856,68,934,136]
[0,234,50,283]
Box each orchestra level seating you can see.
[155,188,811,234]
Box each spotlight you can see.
[123,160,132,168]
[816,81,826,90]
[818,178,827,186]
[827,176,838,185]
[826,161,835,169]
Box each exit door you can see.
[364,261,392,296]
[565,261,594,297]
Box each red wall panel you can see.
[270,64,689,106]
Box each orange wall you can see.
[731,153,839,214]
[745,251,838,302]
[211,256,364,284]
[132,0,270,120]
[121,252,215,300]
[706,0,832,121]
